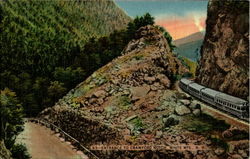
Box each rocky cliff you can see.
[196,0,249,100]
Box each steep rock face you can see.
[196,0,249,99]
[0,141,12,159]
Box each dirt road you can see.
[17,122,88,159]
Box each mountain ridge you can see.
[174,31,204,46]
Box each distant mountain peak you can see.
[174,31,204,46]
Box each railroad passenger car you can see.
[215,93,248,118]
[200,88,220,107]
[187,82,205,99]
[179,78,193,92]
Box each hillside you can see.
[0,0,130,74]
[0,0,131,116]
[39,25,249,159]
[174,32,204,46]
[174,32,204,62]
[196,0,249,99]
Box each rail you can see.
[27,118,100,159]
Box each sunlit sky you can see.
[115,0,208,40]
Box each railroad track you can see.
[176,81,249,131]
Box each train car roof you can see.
[180,78,193,85]
[189,82,205,90]
[216,93,247,104]
[201,88,220,98]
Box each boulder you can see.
[214,147,225,156]
[180,99,191,106]
[97,98,104,105]
[222,129,233,138]
[163,115,179,127]
[144,76,156,84]
[175,105,191,116]
[155,131,163,139]
[190,102,201,110]
[230,154,243,159]
[93,90,106,98]
[160,78,171,88]
[228,144,235,154]
[192,109,201,117]
[150,85,158,91]
[131,85,150,101]
[89,98,97,104]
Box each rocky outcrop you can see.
[40,25,249,159]
[0,141,12,159]
[196,0,249,100]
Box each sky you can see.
[115,0,208,40]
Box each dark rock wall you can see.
[196,0,249,100]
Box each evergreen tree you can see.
[0,88,24,149]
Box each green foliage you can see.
[0,0,130,75]
[53,67,85,89]
[118,95,132,110]
[171,74,182,81]
[0,0,130,116]
[47,81,67,104]
[226,129,249,141]
[132,55,144,61]
[186,113,230,134]
[11,143,31,159]
[126,13,155,40]
[130,117,146,135]
[0,88,24,149]
[70,102,80,109]
[156,25,176,51]
[0,7,160,117]
[209,135,229,151]
[182,57,197,77]
[182,72,193,78]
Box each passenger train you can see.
[179,78,249,120]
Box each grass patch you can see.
[73,84,94,97]
[186,120,213,133]
[92,74,108,86]
[199,113,230,131]
[185,113,230,134]
[129,117,147,135]
[133,55,144,60]
[131,117,144,130]
[70,102,80,109]
[118,95,132,110]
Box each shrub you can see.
[209,135,229,151]
[11,143,31,159]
